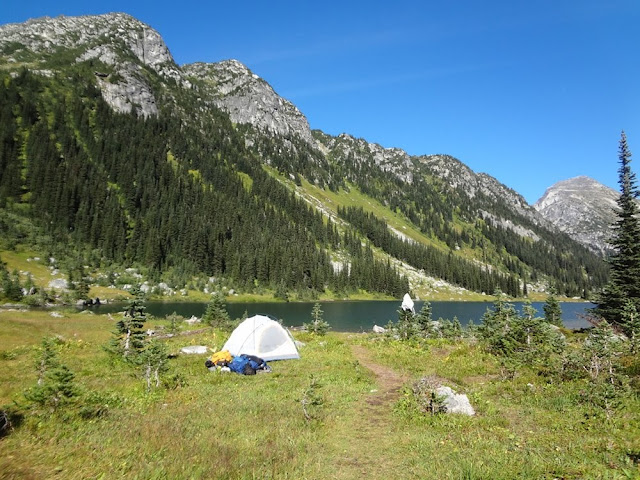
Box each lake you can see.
[86,300,595,332]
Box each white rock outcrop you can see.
[534,176,619,256]
[435,386,475,416]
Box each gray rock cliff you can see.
[183,60,317,150]
[0,13,184,117]
[315,132,415,184]
[534,176,618,256]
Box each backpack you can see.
[228,354,268,375]
[243,354,267,371]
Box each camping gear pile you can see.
[205,350,271,375]
[205,314,300,375]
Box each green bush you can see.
[202,292,231,329]
[304,302,330,336]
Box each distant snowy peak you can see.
[534,176,618,256]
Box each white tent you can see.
[401,293,415,313]
[222,314,300,361]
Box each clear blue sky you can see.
[2,1,639,204]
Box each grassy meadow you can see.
[1,309,639,479]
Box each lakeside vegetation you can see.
[0,241,584,309]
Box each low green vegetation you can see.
[1,301,638,479]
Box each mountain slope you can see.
[534,176,618,256]
[0,13,608,300]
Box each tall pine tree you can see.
[595,132,640,336]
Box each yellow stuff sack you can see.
[210,350,232,366]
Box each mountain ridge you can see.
[0,12,609,299]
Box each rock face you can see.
[0,13,183,117]
[420,154,549,235]
[183,60,317,149]
[534,176,618,256]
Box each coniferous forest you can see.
[0,24,609,301]
[0,69,410,298]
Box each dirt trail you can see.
[325,345,412,478]
[350,344,408,407]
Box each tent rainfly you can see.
[222,314,300,361]
[401,293,415,313]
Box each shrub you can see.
[479,297,565,367]
[166,311,183,335]
[23,337,78,413]
[301,375,323,422]
[202,292,231,329]
[140,340,170,392]
[304,302,330,336]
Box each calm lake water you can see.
[87,300,594,332]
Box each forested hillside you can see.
[0,69,408,298]
[0,13,609,301]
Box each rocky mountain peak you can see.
[534,176,618,255]
[0,13,176,69]
[183,59,317,149]
[0,13,184,117]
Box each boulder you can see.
[48,278,68,290]
[180,346,208,355]
[435,386,475,416]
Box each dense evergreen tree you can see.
[543,289,563,327]
[111,287,147,360]
[24,337,77,412]
[202,292,232,329]
[304,302,331,335]
[595,132,640,336]
[0,262,23,302]
[415,301,434,335]
[394,308,421,341]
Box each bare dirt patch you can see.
[327,345,413,477]
[350,344,409,410]
[351,345,407,393]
